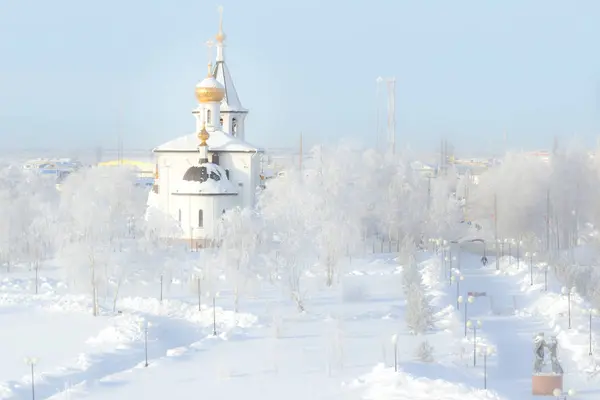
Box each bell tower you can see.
[212,6,249,140]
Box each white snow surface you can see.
[4,246,600,399]
[196,76,224,90]
[154,129,260,152]
[349,364,503,399]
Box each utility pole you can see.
[494,193,499,270]
[299,132,303,171]
[376,77,383,152]
[427,176,432,212]
[376,76,396,154]
[546,189,551,256]
[386,78,396,155]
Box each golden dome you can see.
[195,64,225,103]
[198,123,210,145]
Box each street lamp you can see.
[451,269,464,309]
[443,256,449,282]
[458,295,475,337]
[552,388,576,399]
[561,287,577,329]
[589,308,598,356]
[525,252,536,286]
[140,319,150,367]
[483,345,494,390]
[450,256,457,283]
[466,319,482,366]
[538,263,549,291]
[391,333,398,372]
[516,240,523,266]
[212,291,220,336]
[24,357,38,400]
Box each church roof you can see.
[154,129,261,153]
[213,61,247,113]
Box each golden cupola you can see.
[195,62,225,103]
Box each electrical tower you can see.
[376,77,396,154]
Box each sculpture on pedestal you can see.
[533,332,545,373]
[532,332,563,375]
[546,336,563,375]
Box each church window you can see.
[178,209,182,223]
[232,118,238,134]
[198,210,204,228]
[220,117,223,126]
[206,110,212,124]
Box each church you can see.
[147,8,263,246]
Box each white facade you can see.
[148,13,263,242]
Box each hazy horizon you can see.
[1,0,599,154]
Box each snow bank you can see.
[349,364,505,400]
[499,256,600,379]
[117,297,257,330]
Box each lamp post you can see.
[483,345,494,389]
[552,388,576,399]
[450,269,464,309]
[525,252,536,286]
[24,357,38,400]
[539,263,549,291]
[391,333,398,372]
[450,256,457,283]
[561,287,577,329]
[212,292,219,336]
[516,240,522,266]
[458,295,475,337]
[466,319,482,366]
[589,308,598,355]
[140,319,150,367]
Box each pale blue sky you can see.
[1,0,599,154]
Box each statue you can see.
[532,333,564,375]
[533,333,545,373]
[546,336,563,375]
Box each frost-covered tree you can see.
[56,166,147,315]
[415,340,435,362]
[404,281,434,335]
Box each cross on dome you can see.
[215,6,226,44]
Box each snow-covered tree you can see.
[415,340,435,362]
[404,281,434,335]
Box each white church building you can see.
[148,9,263,246]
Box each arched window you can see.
[206,110,212,124]
[225,169,230,180]
[219,117,223,126]
[198,209,204,228]
[178,209,182,222]
[232,118,238,134]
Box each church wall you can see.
[153,150,261,239]
[217,152,259,208]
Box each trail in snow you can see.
[458,254,600,399]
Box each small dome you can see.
[195,76,225,103]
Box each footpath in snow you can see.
[454,250,600,399]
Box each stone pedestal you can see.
[532,374,563,395]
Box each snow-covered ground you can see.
[3,247,600,399]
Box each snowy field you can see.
[2,247,600,399]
